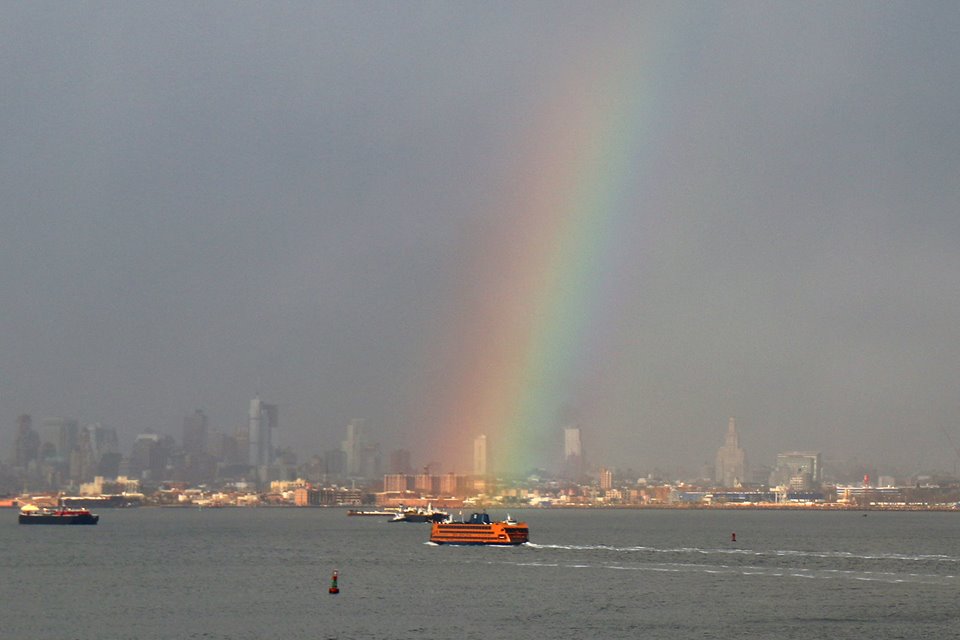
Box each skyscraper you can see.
[14,414,39,469]
[342,419,364,476]
[359,442,382,479]
[473,434,488,476]
[129,433,173,480]
[40,417,79,463]
[715,417,747,487]
[563,426,584,479]
[183,409,208,457]
[248,396,278,468]
[389,449,412,475]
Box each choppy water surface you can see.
[2,508,958,639]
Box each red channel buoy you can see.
[731,532,737,542]
[329,570,340,594]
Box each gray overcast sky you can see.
[2,2,959,476]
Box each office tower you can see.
[183,409,208,456]
[359,443,382,479]
[248,397,278,468]
[210,431,242,465]
[84,423,119,462]
[769,452,822,489]
[714,417,747,487]
[342,419,364,476]
[389,449,412,475]
[324,448,346,477]
[129,433,173,480]
[40,417,79,463]
[473,434,488,476]
[70,427,93,485]
[563,426,584,479]
[14,414,40,468]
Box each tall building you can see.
[248,397,278,468]
[599,467,613,490]
[342,419,364,476]
[69,423,119,485]
[210,431,242,466]
[129,433,173,480]
[473,434,488,476]
[769,452,822,489]
[324,448,346,477]
[714,417,747,487]
[389,449,412,475]
[40,417,79,463]
[14,414,39,469]
[183,409,208,456]
[563,426,584,479]
[359,443,382,479]
[85,423,119,463]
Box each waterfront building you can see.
[383,473,409,492]
[439,472,466,496]
[769,451,822,489]
[414,472,439,495]
[714,417,747,487]
[599,467,613,490]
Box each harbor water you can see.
[2,507,958,639]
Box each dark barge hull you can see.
[19,513,99,525]
[392,513,448,523]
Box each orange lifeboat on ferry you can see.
[429,512,529,545]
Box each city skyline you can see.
[3,4,960,474]
[5,402,948,485]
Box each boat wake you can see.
[527,542,960,564]
[512,542,957,585]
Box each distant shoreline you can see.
[5,500,956,512]
[86,503,960,512]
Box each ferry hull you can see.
[429,520,529,545]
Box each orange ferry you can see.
[429,512,529,545]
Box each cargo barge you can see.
[18,504,99,525]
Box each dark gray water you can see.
[2,508,958,639]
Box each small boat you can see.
[346,509,395,517]
[429,512,529,545]
[390,503,449,523]
[18,504,99,525]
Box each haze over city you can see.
[3,3,960,475]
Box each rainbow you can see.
[428,23,681,475]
